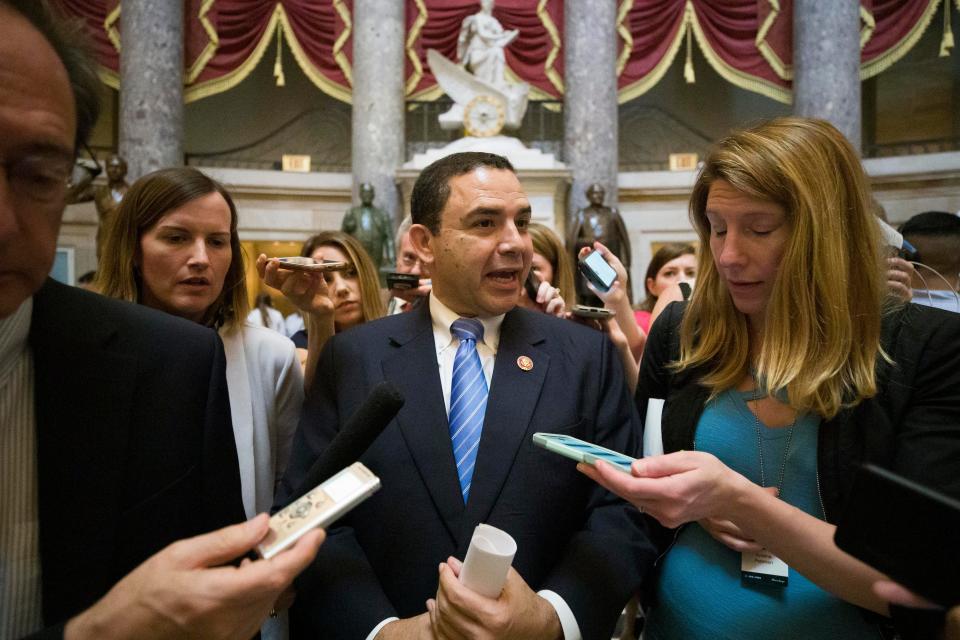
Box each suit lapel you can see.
[380,304,465,543]
[30,281,135,618]
[462,309,548,534]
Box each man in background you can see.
[901,211,960,313]
[385,215,431,315]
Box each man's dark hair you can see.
[6,0,101,152]
[899,211,960,237]
[411,152,515,233]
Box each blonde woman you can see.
[97,167,303,527]
[581,118,960,638]
[258,230,385,389]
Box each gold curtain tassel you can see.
[941,0,954,57]
[683,21,696,83]
[274,23,286,86]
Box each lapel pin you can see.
[517,355,533,371]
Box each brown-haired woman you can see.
[98,167,304,526]
[257,230,385,389]
[634,242,697,335]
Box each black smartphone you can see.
[524,270,542,300]
[834,464,960,607]
[386,272,420,290]
[578,251,617,293]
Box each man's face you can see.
[395,231,424,276]
[411,167,532,317]
[0,6,76,317]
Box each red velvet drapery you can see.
[50,0,948,105]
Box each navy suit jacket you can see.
[277,301,656,640]
[24,280,245,638]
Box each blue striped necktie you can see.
[449,318,488,504]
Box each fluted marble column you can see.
[352,0,405,221]
[793,0,862,151]
[119,0,184,180]
[564,0,619,217]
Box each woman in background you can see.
[581,118,960,639]
[247,292,285,333]
[634,243,697,334]
[259,230,385,389]
[98,167,302,523]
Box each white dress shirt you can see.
[0,298,43,637]
[367,295,581,640]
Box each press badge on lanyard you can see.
[742,549,788,587]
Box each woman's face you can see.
[518,251,555,309]
[138,191,233,323]
[704,179,789,329]
[647,253,697,298]
[530,251,554,286]
[312,244,363,330]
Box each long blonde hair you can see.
[97,167,248,330]
[300,230,385,328]
[677,117,886,419]
[528,222,576,303]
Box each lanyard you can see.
[751,384,795,492]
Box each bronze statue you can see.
[569,183,632,304]
[68,154,129,260]
[341,183,395,282]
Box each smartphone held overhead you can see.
[579,251,618,292]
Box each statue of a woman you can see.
[457,0,518,90]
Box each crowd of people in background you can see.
[3,1,960,639]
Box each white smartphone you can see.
[257,462,381,559]
[532,432,635,474]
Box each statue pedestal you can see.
[398,136,572,236]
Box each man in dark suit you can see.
[278,152,655,639]
[0,2,323,637]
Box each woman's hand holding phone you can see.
[256,254,335,319]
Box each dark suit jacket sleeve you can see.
[540,333,658,640]
[201,331,248,531]
[19,623,64,640]
[635,301,684,426]
[276,337,399,637]
[890,307,960,499]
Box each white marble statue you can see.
[457,0,517,90]
[428,0,529,133]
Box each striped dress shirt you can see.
[0,298,43,638]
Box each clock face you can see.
[464,95,506,138]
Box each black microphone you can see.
[293,381,404,500]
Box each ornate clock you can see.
[463,94,507,138]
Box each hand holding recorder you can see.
[64,515,324,640]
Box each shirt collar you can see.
[429,293,504,353]
[0,297,32,384]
